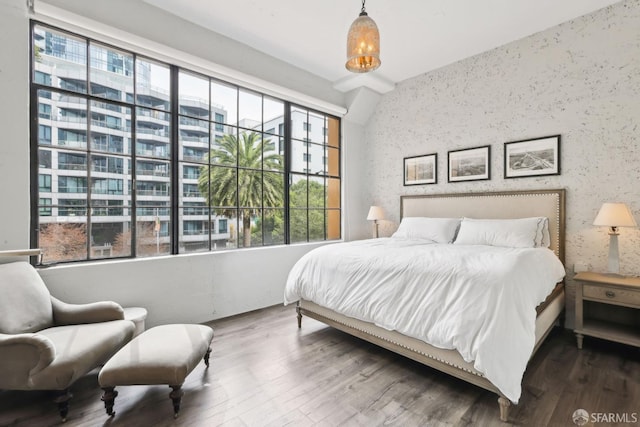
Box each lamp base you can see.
[607,233,620,274]
[372,221,379,239]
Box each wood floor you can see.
[1,304,638,427]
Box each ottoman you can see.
[98,324,214,418]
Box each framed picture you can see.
[447,145,490,182]
[404,153,437,186]
[504,135,561,178]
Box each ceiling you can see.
[144,0,621,94]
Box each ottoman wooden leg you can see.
[53,388,72,422]
[169,385,184,418]
[204,347,212,367]
[101,387,118,417]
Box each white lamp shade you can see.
[367,206,384,221]
[593,203,637,228]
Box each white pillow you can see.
[392,217,461,243]
[538,217,551,248]
[453,217,550,248]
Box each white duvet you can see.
[284,238,566,403]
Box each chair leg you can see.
[204,347,212,367]
[101,387,118,417]
[296,305,302,328]
[169,384,184,418]
[53,389,72,422]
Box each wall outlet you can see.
[573,262,589,273]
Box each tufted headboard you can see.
[400,189,566,263]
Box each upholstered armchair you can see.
[0,262,135,421]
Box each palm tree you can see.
[198,131,283,247]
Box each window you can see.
[289,106,340,243]
[183,165,200,179]
[39,149,52,168]
[92,178,123,195]
[38,103,51,119]
[59,199,87,216]
[38,125,51,145]
[31,23,340,264]
[34,71,51,86]
[39,198,52,216]
[38,174,51,192]
[58,152,87,170]
[58,176,87,193]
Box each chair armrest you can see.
[51,296,125,325]
[0,333,56,379]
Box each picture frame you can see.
[504,135,561,178]
[403,153,437,186]
[447,145,490,182]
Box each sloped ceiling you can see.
[144,0,622,93]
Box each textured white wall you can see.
[365,0,640,327]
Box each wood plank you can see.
[0,304,639,426]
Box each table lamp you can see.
[593,202,637,274]
[367,206,384,238]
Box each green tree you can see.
[198,132,283,247]
[286,179,326,242]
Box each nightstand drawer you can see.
[583,284,640,308]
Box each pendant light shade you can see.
[346,1,381,73]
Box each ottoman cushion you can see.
[98,324,213,387]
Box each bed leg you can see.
[296,305,302,328]
[498,396,510,422]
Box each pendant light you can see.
[345,0,381,73]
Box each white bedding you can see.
[284,238,566,403]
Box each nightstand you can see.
[574,271,640,349]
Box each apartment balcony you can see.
[136,169,170,179]
[136,128,170,143]
[91,166,127,176]
[137,118,170,131]
[136,148,170,159]
[136,210,170,218]
[180,233,211,243]
[182,153,207,163]
[90,119,130,133]
[180,135,210,147]
[57,139,87,149]
[180,117,209,133]
[58,162,87,172]
[136,189,170,197]
[135,173,171,185]
[182,191,204,200]
[57,186,88,194]
[180,213,209,221]
[179,96,209,115]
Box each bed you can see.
[285,189,566,422]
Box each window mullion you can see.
[170,64,180,254]
[29,21,40,262]
[283,103,291,244]
[85,37,92,260]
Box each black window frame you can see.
[29,21,341,265]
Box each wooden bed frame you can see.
[295,189,566,422]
